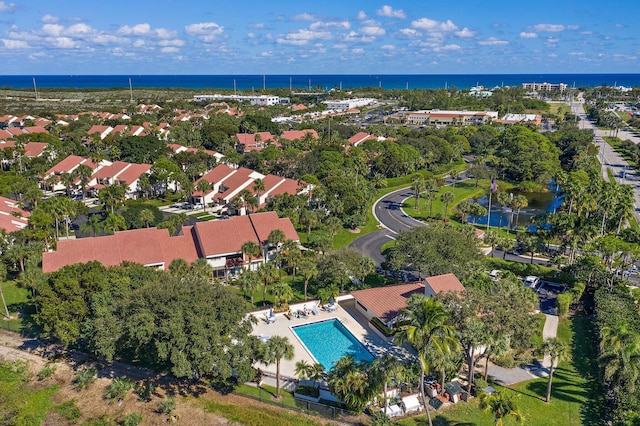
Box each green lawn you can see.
[0,280,30,332]
[399,314,605,426]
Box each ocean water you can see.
[1,74,639,91]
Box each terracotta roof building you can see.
[42,212,299,276]
[0,196,30,233]
[351,274,465,327]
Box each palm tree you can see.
[424,178,438,215]
[195,179,211,212]
[270,281,293,308]
[295,360,312,381]
[394,295,459,426]
[496,192,510,229]
[411,175,425,212]
[261,336,294,399]
[298,259,317,301]
[238,270,260,307]
[139,209,155,228]
[103,212,127,234]
[241,240,261,271]
[370,354,405,414]
[327,355,376,413]
[541,338,567,402]
[258,263,279,306]
[253,178,266,204]
[440,191,455,220]
[479,390,524,426]
[599,324,640,392]
[511,195,528,229]
[80,214,104,237]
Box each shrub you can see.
[73,367,97,390]
[54,399,81,423]
[37,364,56,380]
[571,281,585,302]
[370,411,395,426]
[370,317,394,337]
[120,413,143,426]
[157,396,176,414]
[135,381,156,402]
[294,385,320,398]
[557,292,571,316]
[105,376,134,402]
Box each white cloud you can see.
[2,39,28,48]
[533,24,565,32]
[42,24,64,37]
[455,28,475,38]
[567,25,580,30]
[50,37,76,49]
[333,43,348,49]
[351,48,364,54]
[399,28,419,38]
[118,23,151,36]
[433,44,461,52]
[412,18,457,32]
[520,32,538,38]
[276,29,332,46]
[310,20,350,30]
[357,11,367,20]
[155,28,177,39]
[41,14,58,24]
[160,47,179,53]
[568,52,584,56]
[477,37,508,46]
[251,23,265,29]
[185,22,224,42]
[380,44,395,50]
[545,37,559,45]
[580,31,592,35]
[548,53,558,58]
[377,5,406,19]
[158,39,185,47]
[66,23,93,36]
[261,51,273,57]
[360,25,385,36]
[247,32,255,39]
[0,1,16,13]
[343,31,374,43]
[292,13,315,21]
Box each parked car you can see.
[179,203,191,210]
[191,203,203,210]
[523,276,541,290]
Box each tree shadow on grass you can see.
[431,416,477,426]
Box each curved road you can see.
[350,173,550,266]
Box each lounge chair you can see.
[264,313,277,324]
[312,304,320,315]
[326,302,338,312]
[297,309,307,318]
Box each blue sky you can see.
[0,0,638,75]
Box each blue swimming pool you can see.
[292,319,375,370]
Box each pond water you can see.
[468,189,564,228]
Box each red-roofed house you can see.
[0,195,30,233]
[280,129,318,143]
[42,212,299,277]
[87,125,113,140]
[235,132,277,152]
[351,274,465,328]
[91,161,152,198]
[424,273,465,298]
[42,226,200,273]
[348,132,376,146]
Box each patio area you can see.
[251,296,415,379]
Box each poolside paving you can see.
[251,296,415,379]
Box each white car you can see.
[191,203,203,210]
[489,270,501,280]
[524,276,541,290]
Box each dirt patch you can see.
[347,227,361,233]
[0,330,350,425]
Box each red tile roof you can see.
[351,282,425,324]
[0,196,30,233]
[425,273,465,295]
[193,215,261,257]
[280,129,318,141]
[42,227,199,273]
[248,211,299,243]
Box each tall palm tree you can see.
[496,192,510,230]
[195,179,211,212]
[510,195,528,229]
[261,336,294,399]
[298,259,317,301]
[253,178,266,204]
[411,175,425,212]
[238,270,260,307]
[599,324,640,392]
[440,191,455,220]
[139,209,155,228]
[541,338,567,402]
[479,390,524,426]
[370,355,406,413]
[269,281,293,308]
[424,178,438,215]
[241,240,261,271]
[394,295,459,426]
[258,263,278,306]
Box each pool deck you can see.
[251,296,415,379]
